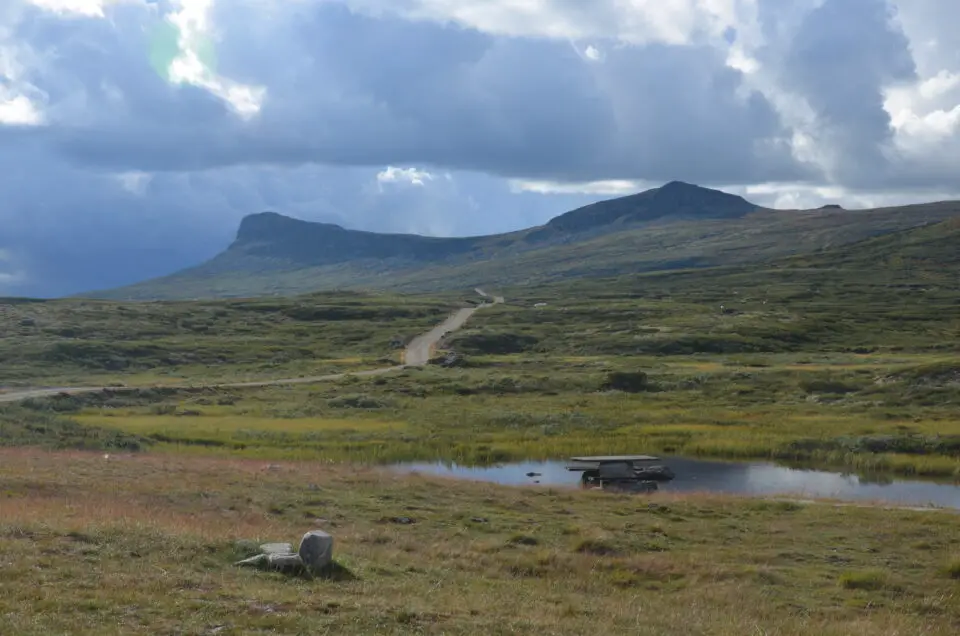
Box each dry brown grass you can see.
[2,449,959,635]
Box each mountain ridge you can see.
[89,182,960,300]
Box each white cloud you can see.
[166,0,266,118]
[376,166,436,187]
[0,93,43,125]
[584,45,602,61]
[509,179,653,196]
[740,181,960,211]
[114,170,152,195]
[342,0,742,46]
[26,0,107,18]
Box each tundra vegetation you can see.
[2,221,960,633]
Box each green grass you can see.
[0,290,457,387]
[2,448,959,635]
[4,219,960,479]
[0,405,148,452]
[7,355,956,478]
[839,569,892,591]
[4,220,960,633]
[944,559,960,580]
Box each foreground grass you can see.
[1,448,959,635]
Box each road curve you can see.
[0,293,502,404]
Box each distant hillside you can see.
[91,182,960,300]
[559,216,960,299]
[490,218,960,357]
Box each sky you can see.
[1,0,959,297]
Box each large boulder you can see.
[299,530,334,572]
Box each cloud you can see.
[583,45,602,62]
[509,179,655,196]
[341,0,745,46]
[115,170,152,195]
[0,0,958,296]
[377,166,436,187]
[0,248,26,290]
[0,94,42,124]
[25,0,108,18]
[165,0,265,118]
[1,0,803,185]
[774,0,916,185]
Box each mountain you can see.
[542,180,759,233]
[91,182,960,300]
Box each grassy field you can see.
[2,448,959,635]
[0,291,456,388]
[13,353,950,478]
[3,221,960,633]
[4,222,960,478]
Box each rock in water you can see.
[299,530,334,572]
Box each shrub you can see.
[800,379,859,394]
[575,538,621,556]
[327,394,390,409]
[944,558,960,580]
[603,371,651,393]
[451,332,539,355]
[839,569,889,591]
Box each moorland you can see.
[3,188,960,634]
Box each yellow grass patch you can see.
[75,414,408,435]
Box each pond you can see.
[394,456,960,510]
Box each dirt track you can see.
[0,293,501,404]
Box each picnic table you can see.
[565,455,674,492]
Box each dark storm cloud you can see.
[771,0,917,185]
[24,2,805,185]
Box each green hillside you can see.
[91,182,960,300]
[466,217,960,358]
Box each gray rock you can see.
[235,552,304,572]
[235,554,268,568]
[298,530,334,572]
[267,553,304,572]
[260,542,294,555]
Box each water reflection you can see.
[395,456,960,510]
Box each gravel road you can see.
[0,293,502,404]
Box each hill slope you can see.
[483,217,960,358]
[92,182,960,300]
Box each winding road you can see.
[0,292,502,404]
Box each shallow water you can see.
[395,456,960,509]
